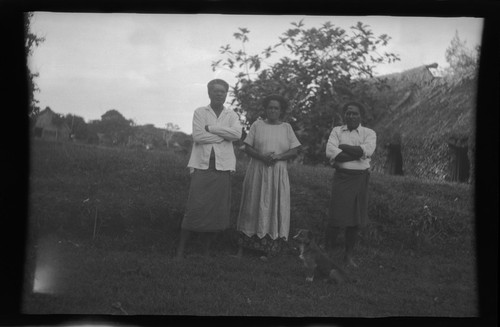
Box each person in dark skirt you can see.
[325,101,376,267]
[175,79,242,259]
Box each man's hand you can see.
[334,151,359,163]
[329,158,340,169]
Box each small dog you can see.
[292,229,351,284]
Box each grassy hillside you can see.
[23,139,477,316]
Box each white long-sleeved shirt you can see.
[326,124,376,170]
[187,105,242,172]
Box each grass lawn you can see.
[22,139,478,317]
[23,237,476,317]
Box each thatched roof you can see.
[371,65,476,145]
[378,63,438,85]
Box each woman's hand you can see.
[262,152,276,166]
[244,145,276,166]
[270,147,298,163]
[270,153,282,161]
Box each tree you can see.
[96,109,133,145]
[164,122,180,148]
[138,124,166,147]
[64,114,88,140]
[212,21,399,164]
[25,12,45,121]
[444,31,480,81]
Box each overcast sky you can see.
[29,13,483,133]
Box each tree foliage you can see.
[212,20,400,164]
[64,114,89,140]
[130,124,164,148]
[164,122,180,148]
[165,122,180,132]
[444,31,480,81]
[25,12,45,121]
[95,109,133,145]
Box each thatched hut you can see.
[33,107,71,141]
[369,64,476,183]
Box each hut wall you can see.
[371,135,468,182]
[370,145,387,175]
[370,128,403,175]
[34,109,71,141]
[401,138,450,181]
[467,133,475,184]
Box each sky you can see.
[29,13,483,133]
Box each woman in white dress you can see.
[235,94,301,260]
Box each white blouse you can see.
[187,105,242,172]
[326,124,376,170]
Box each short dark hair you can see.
[342,101,365,117]
[207,79,229,92]
[262,94,289,118]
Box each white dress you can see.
[237,119,301,241]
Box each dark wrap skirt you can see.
[328,168,370,228]
[181,158,231,232]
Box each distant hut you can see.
[369,64,476,183]
[33,107,71,141]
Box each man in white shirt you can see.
[175,79,242,259]
[325,101,376,267]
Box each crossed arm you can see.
[205,118,242,142]
[326,128,376,164]
[192,111,242,144]
[334,144,363,162]
[192,110,224,144]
